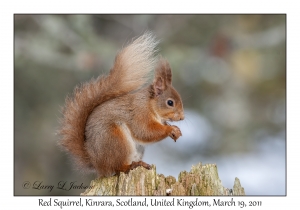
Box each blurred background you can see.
[14,14,286,195]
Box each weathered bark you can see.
[81,162,245,196]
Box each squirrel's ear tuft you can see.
[153,76,164,96]
[153,58,172,96]
[162,59,172,85]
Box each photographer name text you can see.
[23,181,94,192]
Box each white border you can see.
[3,0,297,209]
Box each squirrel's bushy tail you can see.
[59,32,158,169]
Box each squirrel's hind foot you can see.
[130,161,152,170]
[115,161,151,176]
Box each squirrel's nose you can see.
[180,113,185,121]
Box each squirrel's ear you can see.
[153,58,173,96]
[153,76,164,96]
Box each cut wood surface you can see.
[81,162,245,196]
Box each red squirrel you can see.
[59,32,184,177]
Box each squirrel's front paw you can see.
[169,125,182,142]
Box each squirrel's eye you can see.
[167,100,174,107]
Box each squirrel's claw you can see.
[169,125,182,142]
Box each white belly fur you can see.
[120,123,145,164]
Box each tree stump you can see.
[81,162,245,196]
